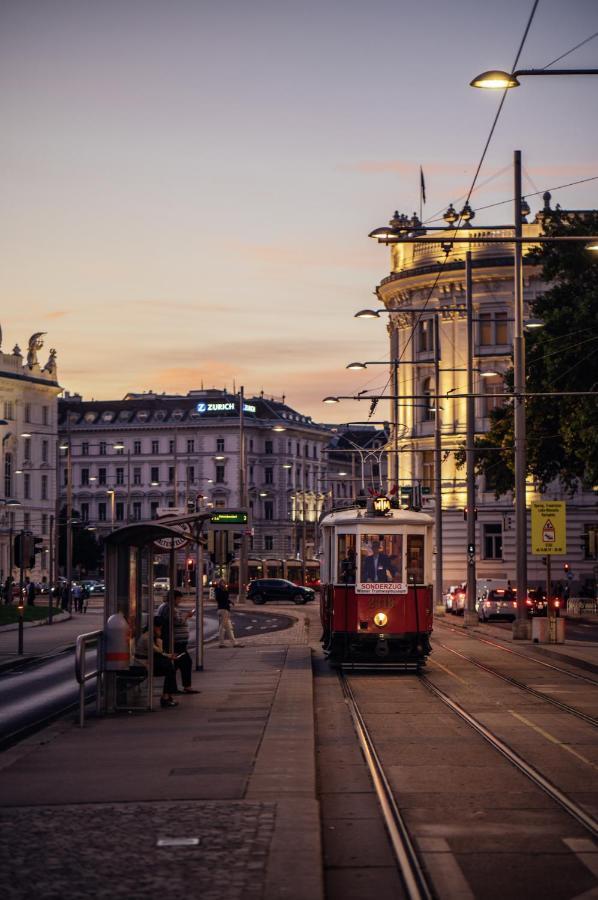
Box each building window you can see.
[151,466,159,484]
[81,442,89,456]
[418,319,433,352]
[41,513,48,534]
[4,453,12,497]
[215,465,225,483]
[483,375,504,416]
[24,403,31,423]
[99,442,106,456]
[98,503,106,522]
[24,512,30,529]
[150,501,159,519]
[98,468,107,485]
[42,440,49,463]
[115,446,124,456]
[264,501,274,521]
[24,473,31,499]
[81,469,89,486]
[187,465,195,484]
[421,377,434,422]
[483,523,503,560]
[304,444,309,458]
[584,524,598,559]
[265,440,273,455]
[134,441,142,455]
[422,451,434,490]
[80,503,89,522]
[4,401,14,420]
[187,439,195,453]
[116,502,124,522]
[169,440,175,453]
[63,469,69,487]
[479,311,508,347]
[217,438,225,452]
[249,465,254,483]
[133,467,142,485]
[116,468,124,485]
[132,502,142,522]
[152,440,159,454]
[42,406,49,425]
[265,467,273,484]
[168,467,175,484]
[23,437,31,461]
[41,474,48,499]
[265,535,274,551]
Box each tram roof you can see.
[320,507,434,528]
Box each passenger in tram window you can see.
[361,539,397,583]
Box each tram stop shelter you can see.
[103,513,210,713]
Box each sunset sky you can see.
[2,0,597,424]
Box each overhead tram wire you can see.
[542,30,598,70]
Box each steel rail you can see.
[420,675,598,839]
[436,640,598,728]
[339,673,434,900]
[436,619,598,687]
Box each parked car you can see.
[476,587,517,622]
[153,577,170,592]
[247,578,315,605]
[525,588,560,617]
[445,583,466,614]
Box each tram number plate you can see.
[366,598,396,610]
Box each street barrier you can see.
[75,630,104,728]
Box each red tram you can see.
[319,501,434,669]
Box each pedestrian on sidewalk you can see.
[215,579,244,648]
[134,619,179,708]
[25,578,36,607]
[156,590,200,694]
[3,576,13,605]
[72,583,83,613]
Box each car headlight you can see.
[373,612,388,627]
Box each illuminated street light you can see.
[346,362,367,370]
[354,309,381,319]
[272,425,286,432]
[471,67,598,90]
[323,396,340,404]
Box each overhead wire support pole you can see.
[513,150,530,639]
[464,252,477,627]
[433,314,444,617]
[238,386,248,605]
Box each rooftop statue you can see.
[27,332,46,368]
[43,348,57,374]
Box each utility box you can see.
[532,616,565,644]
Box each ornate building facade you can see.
[0,331,61,584]
[374,198,597,594]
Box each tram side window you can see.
[359,533,403,584]
[406,535,425,584]
[337,534,357,582]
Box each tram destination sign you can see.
[210,511,248,525]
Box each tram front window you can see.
[359,534,403,584]
[406,534,425,584]
[337,534,357,583]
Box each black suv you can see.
[247,578,315,605]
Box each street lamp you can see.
[470,68,598,90]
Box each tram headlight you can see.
[373,612,388,628]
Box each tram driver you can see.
[361,539,397,583]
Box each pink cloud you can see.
[46,310,70,319]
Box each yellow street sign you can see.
[531,501,566,555]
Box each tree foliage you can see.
[457,212,598,495]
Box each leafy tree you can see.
[456,212,598,495]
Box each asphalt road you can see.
[0,609,294,748]
[489,616,598,641]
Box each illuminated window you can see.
[422,450,434,490]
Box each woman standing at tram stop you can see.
[156,590,201,695]
[215,579,244,649]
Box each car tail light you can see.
[555,599,560,608]
[525,598,533,606]
[512,601,517,607]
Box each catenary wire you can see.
[543,31,598,69]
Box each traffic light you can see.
[563,562,570,575]
[14,533,38,569]
[463,507,478,521]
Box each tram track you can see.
[341,666,598,900]
[339,672,434,900]
[435,640,598,728]
[436,618,598,687]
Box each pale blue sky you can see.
[1,0,597,422]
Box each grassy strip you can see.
[0,605,61,626]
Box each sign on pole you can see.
[531,501,566,555]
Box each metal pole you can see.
[48,514,54,624]
[433,314,444,616]
[195,535,204,670]
[513,150,530,639]
[238,387,248,604]
[391,326,400,493]
[66,439,73,612]
[465,251,478,626]
[126,450,131,525]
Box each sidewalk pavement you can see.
[0,605,324,900]
[437,611,598,674]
